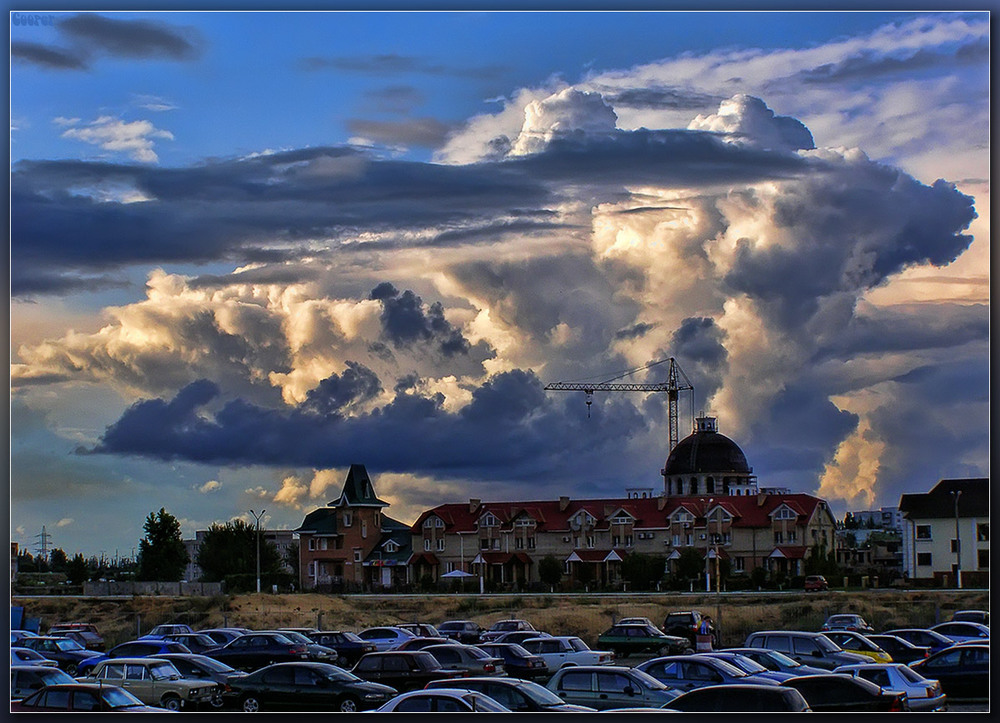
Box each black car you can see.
[77,638,195,675]
[395,636,452,651]
[864,634,930,665]
[480,619,537,643]
[229,661,396,712]
[425,676,596,712]
[158,652,250,709]
[475,642,550,680]
[666,683,812,712]
[437,620,484,645]
[11,683,162,712]
[351,651,468,692]
[160,633,222,654]
[881,627,955,655]
[207,632,311,671]
[198,628,252,647]
[662,611,719,647]
[307,630,377,667]
[781,674,908,711]
[909,643,988,700]
[47,629,106,653]
[18,636,105,675]
[259,629,339,662]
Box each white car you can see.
[11,647,59,668]
[833,663,947,712]
[356,626,416,652]
[520,636,615,673]
[373,688,511,712]
[617,617,658,628]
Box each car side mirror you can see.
[812,650,822,657]
[624,686,636,696]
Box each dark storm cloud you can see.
[11,41,87,70]
[614,322,656,340]
[299,53,506,79]
[299,362,383,416]
[347,117,455,148]
[59,13,201,60]
[368,283,471,357]
[91,369,650,482]
[668,317,727,407]
[797,37,989,84]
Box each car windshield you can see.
[518,681,568,707]
[103,687,146,708]
[720,655,767,674]
[708,658,747,677]
[55,639,84,651]
[324,667,360,682]
[492,622,520,631]
[567,638,590,652]
[666,614,693,625]
[767,650,803,668]
[149,663,181,680]
[340,632,363,642]
[816,637,841,652]
[40,670,75,685]
[270,633,295,644]
[898,666,926,684]
[189,656,236,673]
[631,669,669,690]
[465,647,489,660]
[438,623,461,630]
[464,692,510,712]
[277,631,311,644]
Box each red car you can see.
[804,575,829,592]
[11,683,163,712]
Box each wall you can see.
[83,581,224,596]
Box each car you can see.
[197,627,252,646]
[519,635,615,673]
[834,663,947,711]
[18,635,105,675]
[373,687,510,712]
[206,631,311,671]
[11,682,163,712]
[724,647,829,677]
[141,623,195,639]
[77,656,220,711]
[479,618,538,642]
[699,651,799,682]
[820,630,893,663]
[474,642,550,680]
[228,661,397,712]
[635,654,780,692]
[437,620,484,644]
[662,610,719,647]
[804,575,829,592]
[351,650,469,692]
[882,627,956,655]
[617,617,658,628]
[492,629,554,645]
[545,664,681,710]
[157,652,250,709]
[258,628,339,662]
[597,622,692,657]
[397,622,442,638]
[159,633,221,654]
[950,609,989,626]
[928,620,990,643]
[277,627,319,636]
[422,643,506,676]
[665,683,812,712]
[908,643,988,700]
[77,638,194,675]
[820,614,875,634]
[395,635,452,651]
[781,673,908,711]
[356,625,417,651]
[11,646,60,668]
[11,664,76,701]
[425,676,597,712]
[11,629,40,645]
[864,634,930,665]
[47,622,105,651]
[744,630,869,670]
[306,630,377,667]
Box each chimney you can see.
[657,496,667,511]
[469,499,481,513]
[757,491,768,507]
[559,496,570,512]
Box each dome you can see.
[663,417,750,476]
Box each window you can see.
[558,671,593,691]
[384,541,398,553]
[586,535,595,548]
[436,538,445,551]
[424,539,431,551]
[308,538,316,551]
[774,531,784,544]
[361,520,367,538]
[625,535,633,547]
[492,538,501,550]
[515,537,524,549]
[343,512,352,527]
[916,552,932,566]
[685,534,692,546]
[613,536,621,547]
[480,513,499,527]
[480,538,490,550]
[787,530,797,543]
[951,539,959,553]
[353,549,362,562]
[977,549,988,569]
[916,525,932,540]
[72,691,100,711]
[977,523,989,542]
[527,537,536,549]
[320,538,328,550]
[773,507,797,520]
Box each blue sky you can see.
[10,9,990,559]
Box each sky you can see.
[9,9,990,560]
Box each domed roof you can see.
[663,416,750,476]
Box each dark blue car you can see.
[881,628,955,655]
[636,654,780,693]
[475,643,549,680]
[75,638,193,676]
[306,631,378,667]
[18,637,105,676]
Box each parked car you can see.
[228,661,397,712]
[395,636,452,651]
[47,623,105,651]
[617,617,657,628]
[11,682,163,712]
[77,656,220,711]
[928,621,990,643]
[11,664,76,701]
[18,636,105,675]
[197,627,252,646]
[597,622,691,657]
[519,635,615,673]
[666,683,812,712]
[781,673,908,711]
[206,631,311,671]
[834,663,947,711]
[425,676,597,712]
[480,619,538,643]
[724,647,828,677]
[820,630,893,663]
[277,627,319,636]
[77,638,194,675]
[397,623,442,638]
[744,630,868,670]
[908,643,988,700]
[356,626,417,652]
[11,646,60,668]
[545,664,681,710]
[157,652,250,709]
[351,650,469,692]
[950,609,989,626]
[141,623,195,639]
[699,651,799,683]
[493,630,554,646]
[804,575,829,592]
[864,634,930,665]
[258,629,339,662]
[662,611,719,647]
[820,614,875,634]
[373,687,510,712]
[635,654,780,692]
[437,620,484,644]
[11,629,40,645]
[474,642,550,680]
[422,643,506,676]
[882,627,956,655]
[307,630,377,667]
[159,633,221,654]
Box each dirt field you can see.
[12,589,988,649]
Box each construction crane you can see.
[544,357,695,453]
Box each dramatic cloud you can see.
[347,117,454,149]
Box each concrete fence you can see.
[82,580,224,596]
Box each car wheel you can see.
[242,695,262,712]
[210,693,225,709]
[337,695,360,712]
[683,647,695,655]
[65,663,78,676]
[337,655,348,666]
[160,695,183,712]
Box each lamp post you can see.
[705,499,713,593]
[951,490,962,589]
[250,509,265,594]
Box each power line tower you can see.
[544,357,695,453]
[34,525,52,559]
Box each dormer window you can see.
[611,514,633,526]
[480,512,499,528]
[672,509,694,524]
[514,518,535,528]
[384,541,398,553]
[423,517,444,529]
[773,507,797,521]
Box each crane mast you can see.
[544,357,694,452]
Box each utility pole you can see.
[250,509,266,594]
[34,525,52,559]
[951,490,962,589]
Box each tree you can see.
[66,553,90,585]
[49,548,68,571]
[621,552,665,590]
[196,519,281,583]
[674,547,705,584]
[538,555,563,588]
[137,508,189,582]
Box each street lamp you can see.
[951,490,962,589]
[250,509,266,594]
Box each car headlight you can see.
[189,688,200,697]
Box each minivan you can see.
[744,631,868,670]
